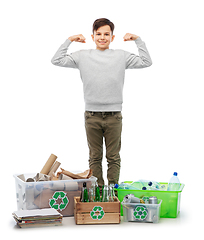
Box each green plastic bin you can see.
[115,181,185,218]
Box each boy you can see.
[51,18,152,188]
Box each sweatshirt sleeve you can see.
[51,39,80,68]
[125,37,152,69]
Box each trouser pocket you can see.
[114,112,123,121]
[84,111,92,120]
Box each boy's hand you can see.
[123,33,139,41]
[68,34,86,43]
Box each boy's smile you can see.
[91,25,115,51]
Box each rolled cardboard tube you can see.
[26,178,35,182]
[64,181,78,191]
[50,180,78,191]
[48,161,61,177]
[58,174,73,180]
[34,173,51,182]
[40,154,57,175]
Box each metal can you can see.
[123,194,134,203]
[149,196,158,204]
[123,194,141,203]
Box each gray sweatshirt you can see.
[51,37,152,111]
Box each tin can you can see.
[149,196,158,204]
[123,194,140,203]
[123,194,134,203]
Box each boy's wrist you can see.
[135,36,141,41]
[132,35,139,40]
[68,36,74,42]
[63,38,73,48]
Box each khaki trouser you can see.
[85,111,122,187]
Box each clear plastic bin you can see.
[14,173,95,216]
[116,182,185,218]
[122,199,162,223]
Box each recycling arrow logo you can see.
[133,205,148,221]
[49,191,69,211]
[90,206,105,220]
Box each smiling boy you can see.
[51,18,152,188]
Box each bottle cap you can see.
[173,172,178,176]
[148,181,153,186]
[83,182,87,187]
[114,184,119,189]
[142,187,147,190]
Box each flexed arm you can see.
[123,33,139,41]
[68,34,86,43]
[51,34,86,68]
[123,33,152,69]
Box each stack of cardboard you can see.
[12,208,63,228]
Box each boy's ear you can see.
[91,34,94,41]
[111,35,115,42]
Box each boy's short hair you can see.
[93,18,115,34]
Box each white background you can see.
[1,0,203,238]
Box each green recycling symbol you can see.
[133,205,148,221]
[90,206,105,220]
[49,191,69,211]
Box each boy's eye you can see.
[96,33,110,36]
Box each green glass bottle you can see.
[82,182,89,202]
[101,185,104,201]
[95,182,101,202]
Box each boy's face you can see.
[91,25,115,51]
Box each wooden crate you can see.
[74,196,121,224]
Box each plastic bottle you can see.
[148,181,166,191]
[167,172,180,191]
[137,180,166,190]
[137,180,150,190]
[114,182,139,190]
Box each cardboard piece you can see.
[58,168,92,179]
[17,174,25,181]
